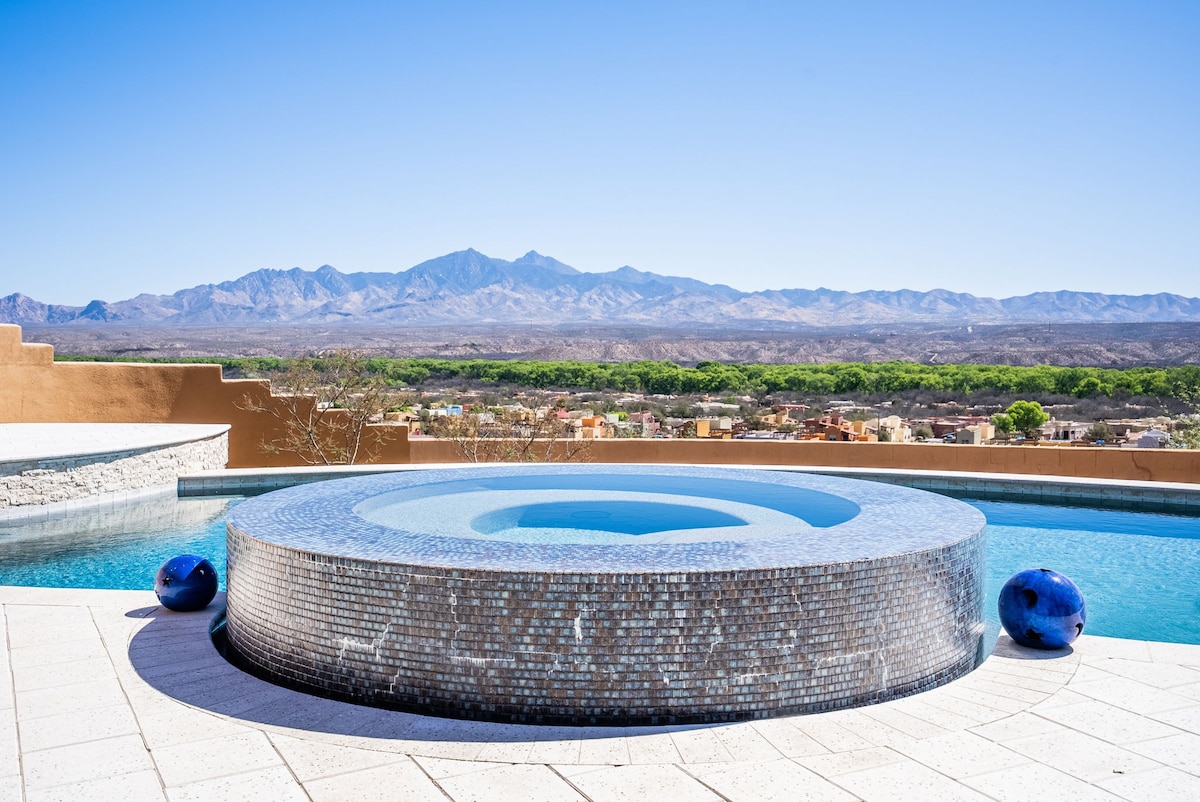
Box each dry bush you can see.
[239,351,406,464]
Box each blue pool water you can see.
[357,473,863,530]
[471,500,749,536]
[978,499,1200,645]
[343,467,896,556]
[0,496,238,592]
[2,491,1198,644]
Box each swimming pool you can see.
[2,484,1198,644]
[0,494,237,591]
[980,498,1200,644]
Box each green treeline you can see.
[54,355,1200,399]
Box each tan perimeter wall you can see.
[0,325,409,468]
[412,430,1200,484]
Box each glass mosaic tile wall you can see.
[225,465,987,725]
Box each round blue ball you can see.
[155,555,219,612]
[998,568,1086,649]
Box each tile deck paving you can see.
[2,585,1199,801]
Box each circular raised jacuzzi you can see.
[224,465,987,725]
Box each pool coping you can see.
[0,423,231,463]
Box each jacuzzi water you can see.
[352,473,861,547]
[471,500,750,539]
[2,483,1198,643]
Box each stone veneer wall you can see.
[0,432,228,513]
[224,525,986,726]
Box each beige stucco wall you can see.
[410,428,1200,484]
[589,439,1198,483]
[0,325,409,468]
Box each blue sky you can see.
[2,1,1197,305]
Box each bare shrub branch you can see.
[238,351,407,464]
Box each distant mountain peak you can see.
[4,250,1200,328]
[511,250,580,275]
[78,300,121,321]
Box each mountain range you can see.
[5,249,1200,328]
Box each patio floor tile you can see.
[4,591,1200,800]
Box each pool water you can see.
[0,495,237,592]
[2,492,1198,644]
[471,500,750,537]
[979,499,1200,645]
[356,473,863,531]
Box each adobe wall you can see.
[410,435,1200,484]
[0,325,409,468]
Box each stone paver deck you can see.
[3,587,1199,800]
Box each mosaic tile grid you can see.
[225,466,987,725]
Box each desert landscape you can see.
[24,320,1200,368]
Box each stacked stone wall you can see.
[0,432,227,513]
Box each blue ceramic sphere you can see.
[155,555,219,612]
[998,568,1086,649]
